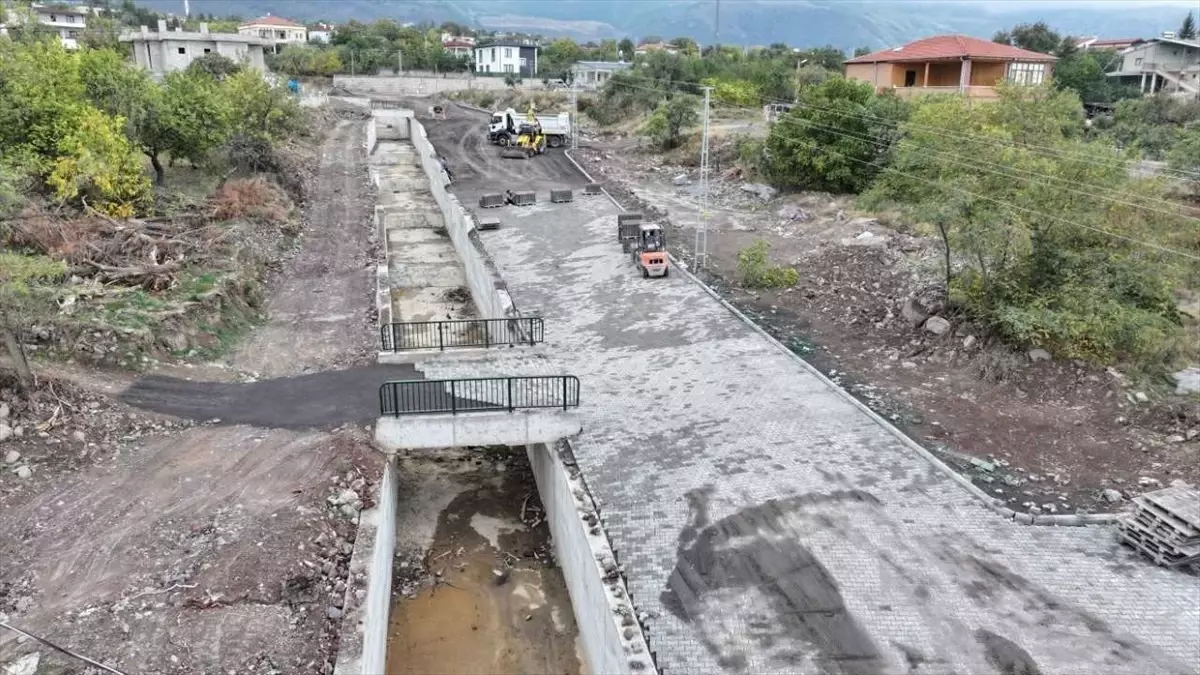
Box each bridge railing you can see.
[379,376,580,416]
[380,317,544,352]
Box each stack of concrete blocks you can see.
[583,183,602,195]
[479,193,506,208]
[506,190,537,206]
[550,189,573,203]
[617,213,642,253]
[1118,483,1200,568]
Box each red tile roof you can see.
[846,35,1057,64]
[443,40,474,49]
[240,16,304,29]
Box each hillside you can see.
[146,0,1191,48]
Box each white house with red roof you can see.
[238,14,307,52]
[845,34,1057,100]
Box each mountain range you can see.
[142,1,1196,50]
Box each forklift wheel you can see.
[663,267,669,278]
[642,267,649,279]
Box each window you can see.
[49,14,56,21]
[67,30,77,37]
[519,57,527,66]
[504,64,514,73]
[504,48,512,59]
[1008,62,1045,85]
[204,48,211,53]
[904,70,917,87]
[490,48,496,63]
[178,47,186,54]
[1135,57,1143,66]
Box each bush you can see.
[212,176,291,224]
[48,107,150,217]
[186,53,242,81]
[737,240,799,289]
[641,96,698,150]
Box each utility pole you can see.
[183,0,189,17]
[398,50,403,75]
[695,86,712,270]
[714,0,720,51]
[351,50,356,76]
[570,76,578,150]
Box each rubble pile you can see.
[1118,483,1200,568]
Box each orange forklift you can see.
[617,213,668,278]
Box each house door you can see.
[904,70,917,87]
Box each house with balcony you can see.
[237,15,306,53]
[443,39,474,58]
[571,60,631,89]
[473,39,537,77]
[844,34,1056,101]
[0,3,92,49]
[1107,36,1199,98]
[1076,36,1143,51]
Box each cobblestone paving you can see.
[422,195,1200,675]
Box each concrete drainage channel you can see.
[334,104,655,675]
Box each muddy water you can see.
[386,449,583,675]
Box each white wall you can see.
[527,442,654,675]
[407,116,523,329]
[333,75,543,96]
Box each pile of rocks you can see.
[1118,482,1200,568]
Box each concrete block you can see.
[478,217,501,231]
[550,189,574,203]
[374,410,582,450]
[506,190,537,206]
[479,193,506,208]
[583,183,602,195]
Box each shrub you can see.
[737,240,799,289]
[212,177,291,224]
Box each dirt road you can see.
[418,103,589,196]
[233,119,379,378]
[0,116,386,674]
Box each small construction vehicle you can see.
[500,105,546,159]
[630,223,669,278]
[489,107,571,148]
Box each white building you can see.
[122,20,266,76]
[0,3,92,49]
[308,22,335,44]
[443,39,473,58]
[473,40,538,77]
[571,60,631,89]
[237,15,306,53]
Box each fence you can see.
[379,376,580,416]
[380,317,544,351]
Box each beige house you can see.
[845,34,1057,100]
[237,15,306,53]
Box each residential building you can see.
[844,34,1057,100]
[443,39,474,58]
[634,41,678,56]
[441,32,475,46]
[473,40,537,77]
[1108,36,1199,98]
[0,3,91,49]
[237,15,306,53]
[308,22,335,43]
[122,20,266,76]
[1076,36,1143,51]
[571,60,631,89]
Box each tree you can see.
[48,106,151,216]
[79,13,123,51]
[618,38,634,60]
[765,78,908,193]
[0,253,66,393]
[222,69,302,141]
[1180,11,1197,40]
[993,22,1061,55]
[853,46,872,57]
[670,37,699,57]
[503,72,522,88]
[865,83,1188,364]
[642,95,698,149]
[186,52,242,81]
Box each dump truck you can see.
[489,109,571,148]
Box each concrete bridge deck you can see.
[418,190,1200,675]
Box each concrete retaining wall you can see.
[365,117,377,155]
[527,441,654,675]
[375,109,413,141]
[407,116,521,323]
[333,74,544,96]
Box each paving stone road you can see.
[421,191,1200,675]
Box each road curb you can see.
[562,149,1121,528]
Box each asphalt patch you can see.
[121,365,425,430]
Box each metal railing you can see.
[380,317,544,351]
[379,376,581,416]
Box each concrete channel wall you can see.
[407,116,520,322]
[334,74,544,96]
[528,442,654,675]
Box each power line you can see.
[597,76,1200,262]
[0,621,129,675]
